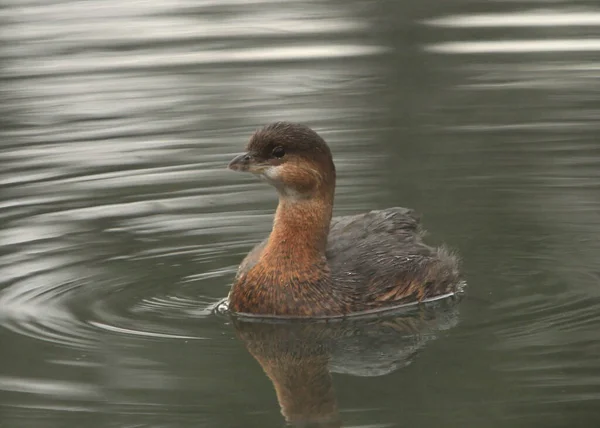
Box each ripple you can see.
[0,254,231,347]
[6,45,387,78]
[426,39,600,54]
[3,16,368,46]
[222,288,465,322]
[87,321,205,340]
[0,210,250,347]
[0,259,99,349]
[0,376,100,400]
[425,11,600,28]
[493,294,600,350]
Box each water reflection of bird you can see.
[228,122,460,317]
[231,297,461,426]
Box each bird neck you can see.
[262,190,334,266]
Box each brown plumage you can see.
[228,122,460,317]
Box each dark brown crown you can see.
[247,122,332,161]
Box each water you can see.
[1,0,600,426]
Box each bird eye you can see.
[272,146,285,158]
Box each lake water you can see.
[1,0,600,427]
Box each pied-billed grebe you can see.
[228,122,460,317]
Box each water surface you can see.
[1,0,600,427]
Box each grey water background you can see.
[1,0,600,427]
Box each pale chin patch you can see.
[259,165,305,201]
[262,165,280,181]
[258,165,281,186]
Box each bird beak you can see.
[228,152,252,172]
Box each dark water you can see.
[2,0,600,427]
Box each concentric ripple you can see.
[0,0,385,357]
[2,0,600,426]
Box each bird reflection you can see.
[231,296,461,426]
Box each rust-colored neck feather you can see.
[263,190,334,264]
[262,156,335,265]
